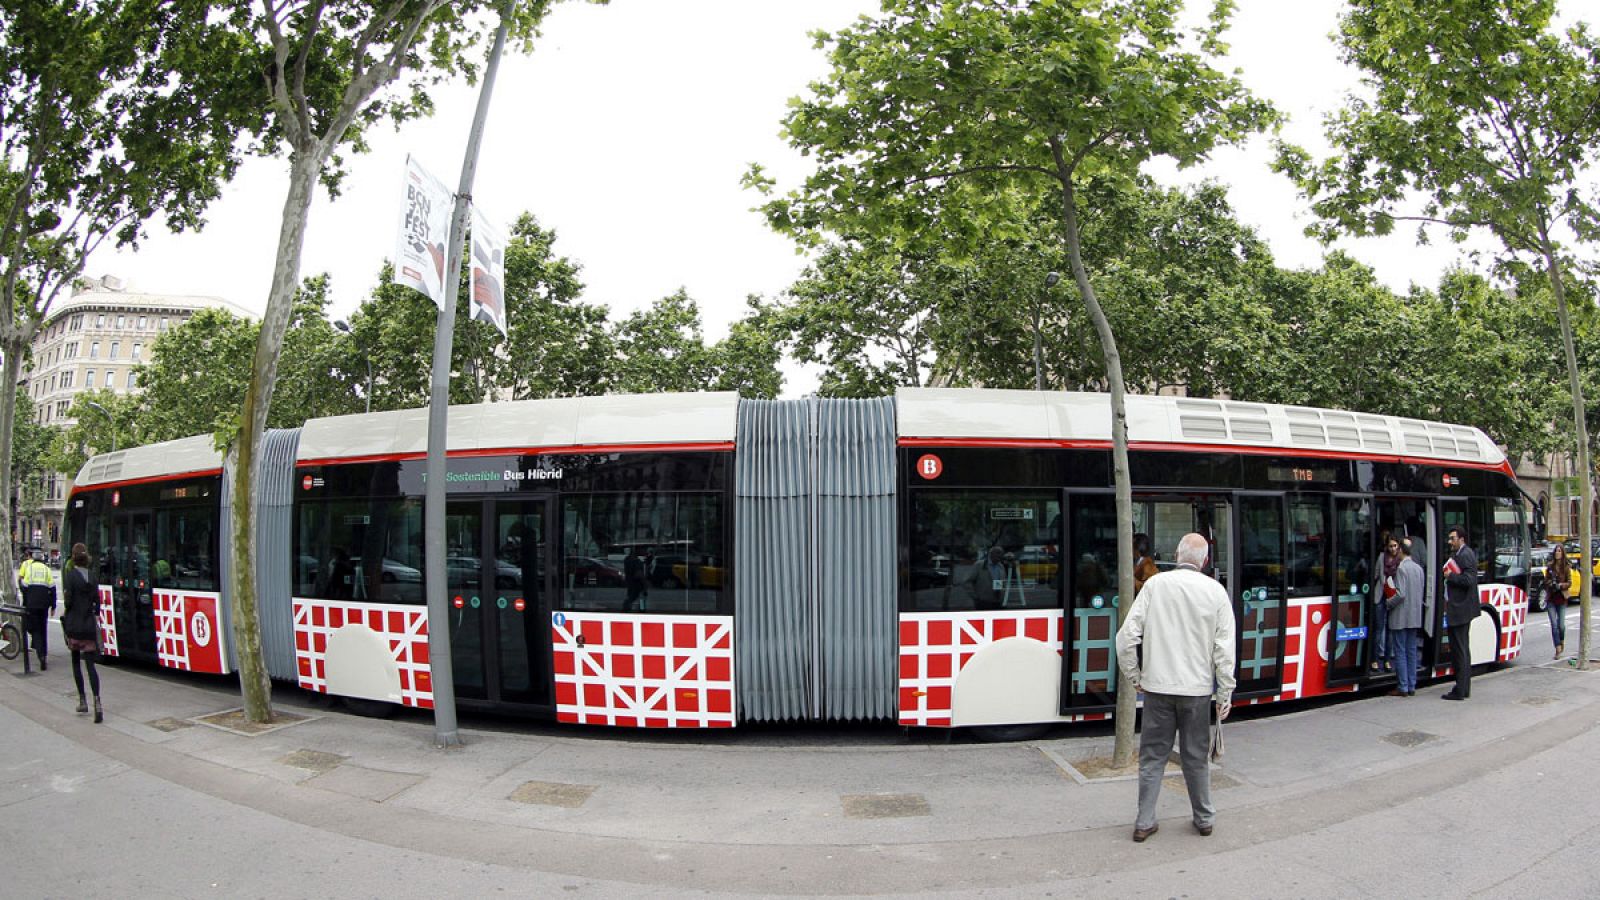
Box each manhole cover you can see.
[509,780,597,808]
[1519,696,1560,707]
[1381,730,1438,748]
[841,793,931,819]
[279,749,347,773]
[146,717,194,733]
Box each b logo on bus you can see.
[917,454,943,480]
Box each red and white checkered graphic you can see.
[898,611,1062,727]
[96,584,118,658]
[152,590,229,674]
[552,613,734,728]
[1483,584,1526,661]
[292,598,433,709]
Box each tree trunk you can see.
[0,340,25,607]
[1052,146,1138,768]
[228,147,324,723]
[1541,234,1590,669]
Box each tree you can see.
[46,389,139,479]
[1277,0,1600,667]
[493,214,615,400]
[10,390,56,541]
[750,0,1275,764]
[611,289,717,394]
[0,0,254,604]
[215,0,566,722]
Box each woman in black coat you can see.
[60,542,104,723]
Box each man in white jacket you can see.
[1115,533,1237,842]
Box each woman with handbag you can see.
[60,543,104,723]
[1546,545,1574,659]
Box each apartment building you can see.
[14,275,254,556]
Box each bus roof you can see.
[894,388,1507,468]
[294,391,739,463]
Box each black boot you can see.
[93,697,102,724]
[37,652,46,671]
[76,694,88,714]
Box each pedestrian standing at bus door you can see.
[1384,538,1425,696]
[61,543,104,723]
[1115,533,1237,842]
[1545,545,1574,659]
[1132,533,1159,596]
[1372,532,1399,673]
[1440,526,1479,701]
[18,550,56,671]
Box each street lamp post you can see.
[1035,272,1061,391]
[82,399,117,452]
[332,319,373,414]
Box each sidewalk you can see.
[5,617,1600,896]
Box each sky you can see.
[87,0,1557,394]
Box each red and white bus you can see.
[66,388,1530,734]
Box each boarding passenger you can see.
[18,550,56,671]
[1132,533,1158,596]
[1441,526,1479,701]
[61,544,104,723]
[1372,531,1398,673]
[1384,537,1425,696]
[1115,533,1237,842]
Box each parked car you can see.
[566,556,625,587]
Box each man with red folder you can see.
[1441,527,1480,700]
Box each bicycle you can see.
[0,603,25,661]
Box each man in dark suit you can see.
[1441,526,1480,701]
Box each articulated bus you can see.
[65,389,1531,734]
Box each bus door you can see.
[1326,495,1375,686]
[1373,497,1433,669]
[108,511,156,658]
[1234,493,1287,698]
[446,495,554,709]
[1062,492,1118,714]
[1432,499,1469,670]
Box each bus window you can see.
[1287,496,1327,598]
[561,492,727,614]
[1489,496,1526,586]
[295,498,425,604]
[904,490,1061,612]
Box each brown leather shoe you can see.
[1385,689,1406,697]
[1194,821,1214,836]
[1132,823,1158,842]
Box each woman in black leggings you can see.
[60,543,104,723]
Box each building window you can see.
[110,342,119,359]
[55,400,68,418]
[65,343,78,359]
[71,313,83,330]
[60,370,73,389]
[161,317,169,330]
[97,314,106,328]
[138,315,147,329]
[105,370,115,389]
[90,342,99,359]
[131,343,142,361]
[116,315,126,328]
[85,370,95,388]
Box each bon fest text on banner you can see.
[394,155,453,310]
[470,207,508,336]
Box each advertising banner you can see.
[393,156,453,309]
[470,207,508,336]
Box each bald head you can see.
[1175,533,1209,568]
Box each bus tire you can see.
[342,696,399,718]
[969,722,1052,742]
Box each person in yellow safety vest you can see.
[18,552,57,670]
